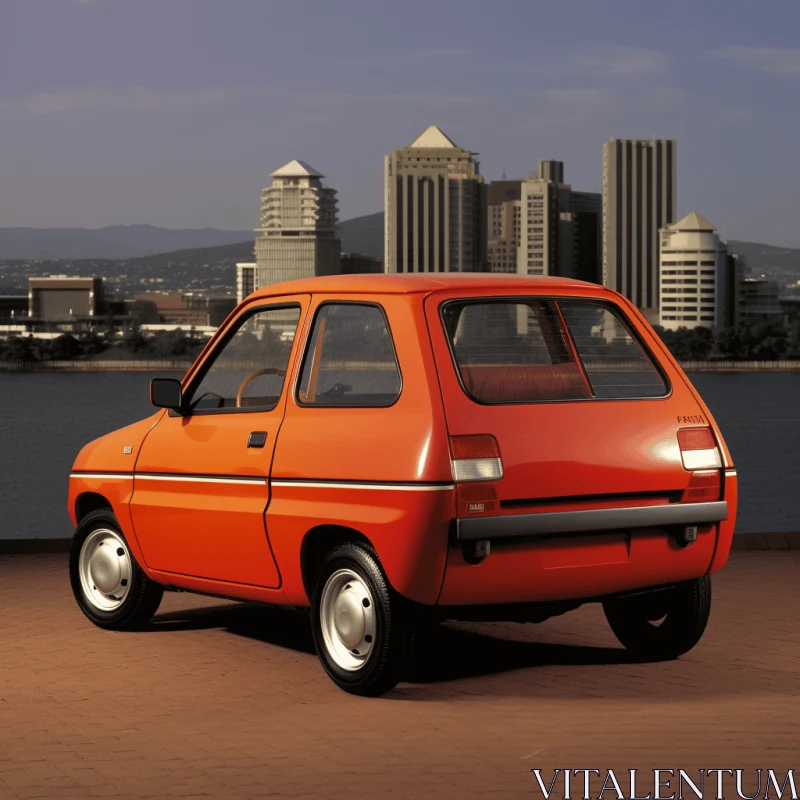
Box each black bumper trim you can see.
[456,501,728,541]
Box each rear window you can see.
[441,298,668,403]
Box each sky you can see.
[1,0,800,246]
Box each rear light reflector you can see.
[682,469,722,503]
[677,427,722,470]
[450,435,503,483]
[678,427,722,502]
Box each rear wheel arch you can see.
[300,524,373,602]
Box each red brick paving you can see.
[0,552,798,799]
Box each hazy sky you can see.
[2,0,800,245]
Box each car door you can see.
[129,296,309,587]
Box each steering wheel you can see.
[236,368,286,407]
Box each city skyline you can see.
[2,1,800,247]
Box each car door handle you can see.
[247,431,268,448]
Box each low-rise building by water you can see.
[739,278,783,325]
[28,276,104,323]
[658,212,737,330]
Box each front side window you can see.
[298,303,401,406]
[184,305,300,412]
[442,298,667,404]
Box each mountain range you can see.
[1,213,798,296]
[0,216,384,262]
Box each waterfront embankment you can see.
[2,358,800,372]
[0,359,194,372]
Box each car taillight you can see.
[678,427,722,502]
[677,427,722,470]
[450,435,503,482]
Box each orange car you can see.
[68,274,737,696]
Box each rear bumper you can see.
[455,501,728,542]
[439,518,722,606]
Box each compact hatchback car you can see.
[68,274,737,696]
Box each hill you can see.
[728,240,800,287]
[337,212,383,260]
[0,224,255,260]
[0,216,384,264]
[0,214,384,296]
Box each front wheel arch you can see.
[75,491,113,523]
[69,508,163,630]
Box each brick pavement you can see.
[0,552,797,799]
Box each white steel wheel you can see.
[311,541,416,696]
[319,568,377,671]
[70,509,164,630]
[78,528,133,612]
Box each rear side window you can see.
[558,301,668,399]
[441,298,667,404]
[297,303,402,406]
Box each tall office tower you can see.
[254,160,341,290]
[517,160,573,277]
[603,137,676,322]
[571,191,602,284]
[658,211,731,331]
[384,125,487,272]
[538,159,564,184]
[487,180,522,273]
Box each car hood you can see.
[71,413,163,474]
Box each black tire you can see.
[69,508,164,631]
[602,576,712,660]
[311,542,415,697]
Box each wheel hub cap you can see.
[78,528,133,612]
[333,588,366,648]
[320,569,376,671]
[89,545,121,594]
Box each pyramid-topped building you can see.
[668,210,716,232]
[384,125,487,273]
[270,159,325,178]
[254,159,341,289]
[409,125,458,149]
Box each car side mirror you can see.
[150,378,183,411]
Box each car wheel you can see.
[602,576,712,660]
[69,508,164,631]
[311,541,414,697]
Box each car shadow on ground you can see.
[148,602,317,654]
[147,602,642,685]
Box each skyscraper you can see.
[486,180,521,273]
[254,160,341,290]
[571,191,602,285]
[384,125,487,273]
[490,161,601,281]
[517,160,572,278]
[603,137,676,321]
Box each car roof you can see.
[250,272,614,299]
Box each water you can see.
[1,371,798,539]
